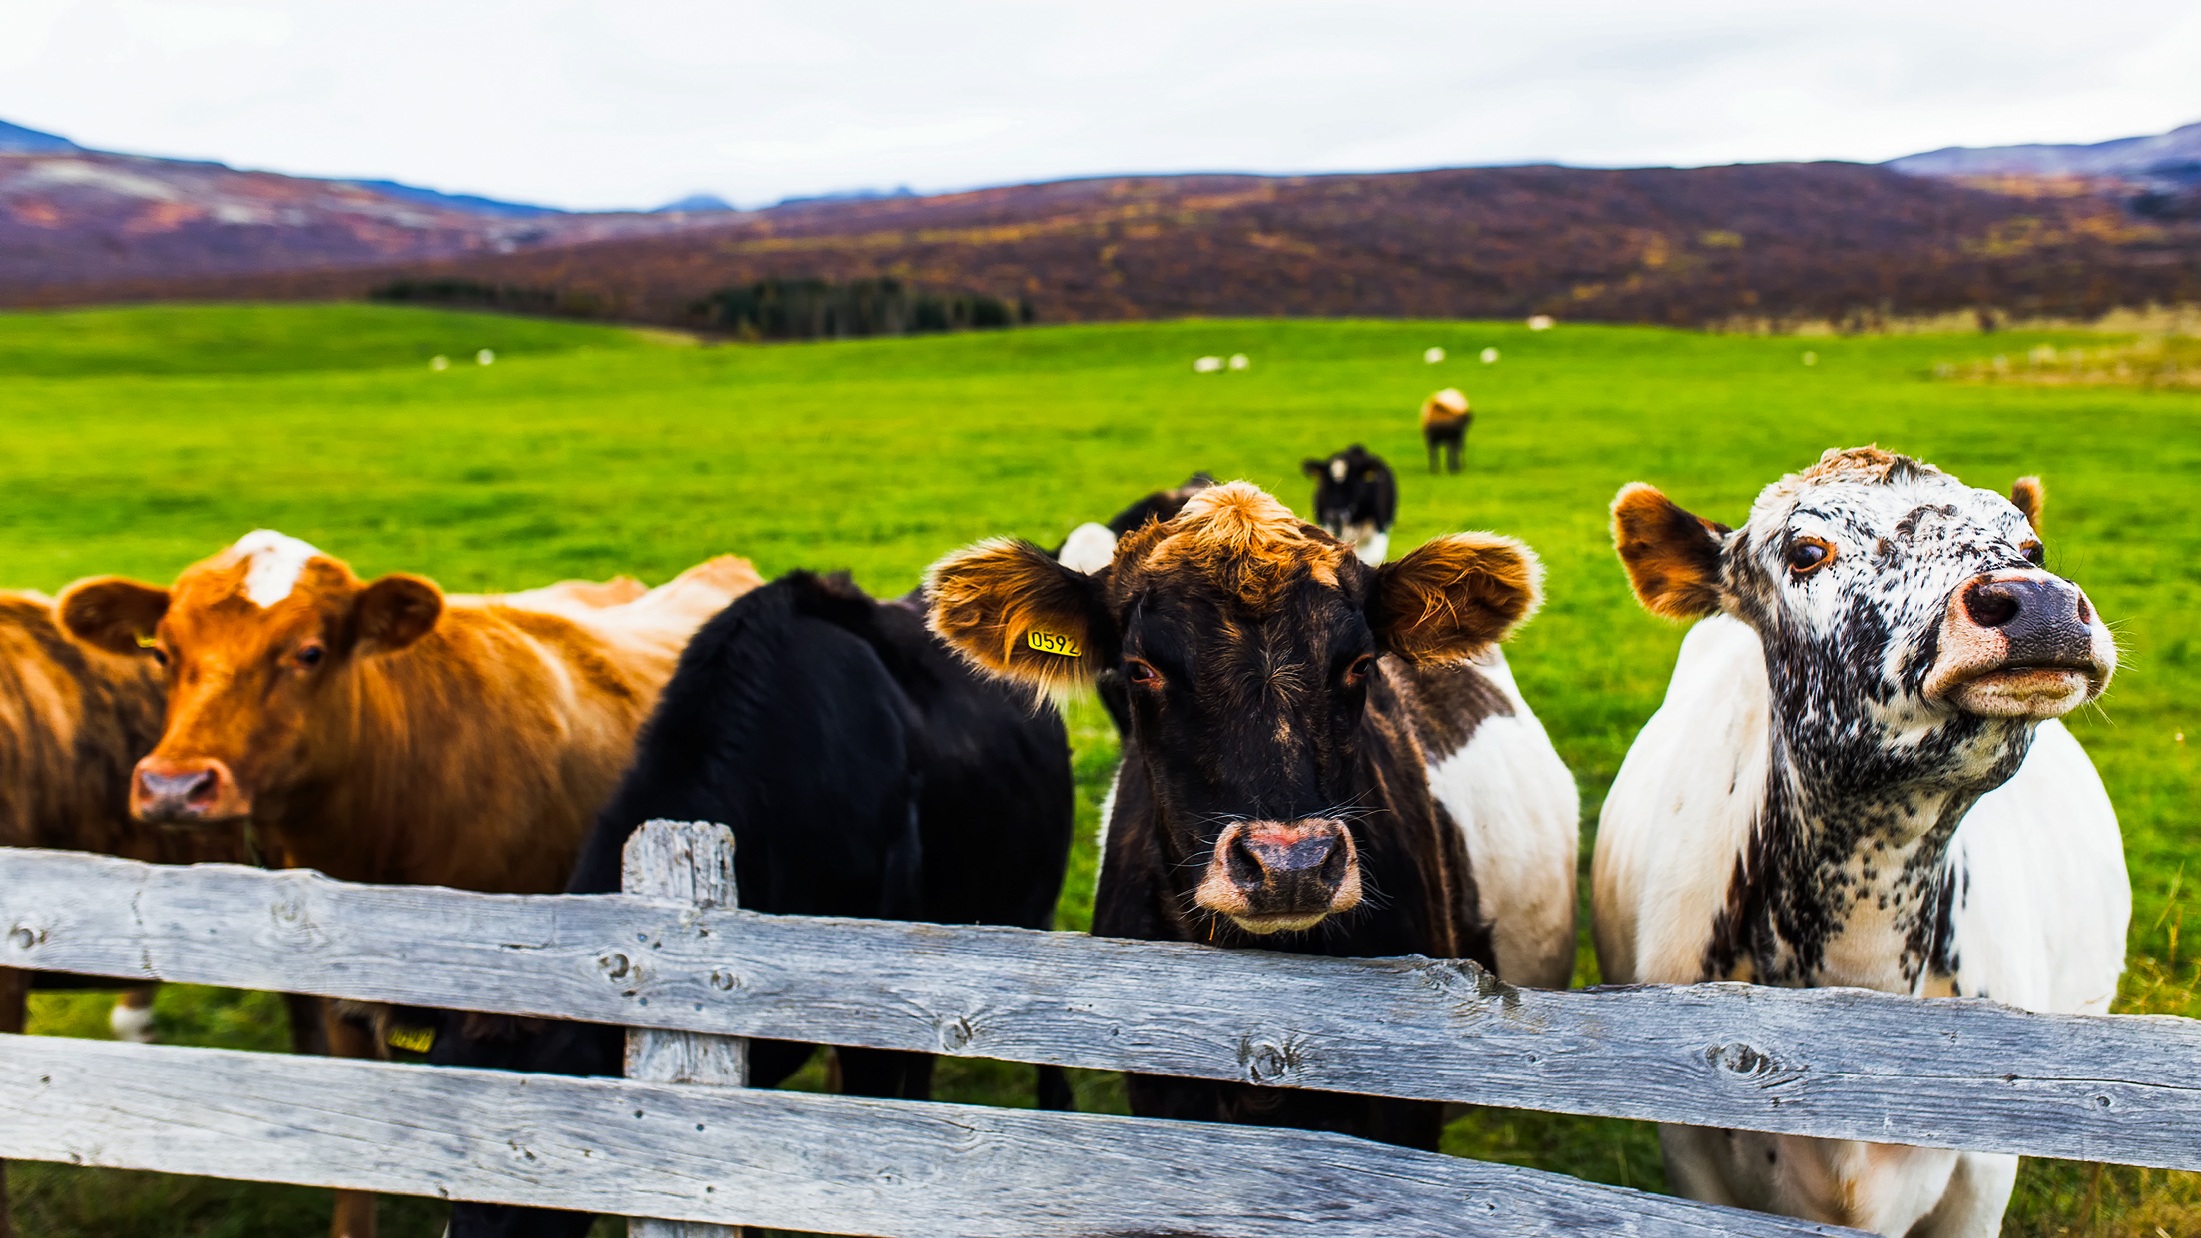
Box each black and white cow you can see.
[440,570,1075,1238]
[1595,447,2126,1236]
[1303,444,1398,566]
[928,481,1578,1150]
[1056,472,1215,574]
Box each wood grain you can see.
[622,822,745,1238]
[0,1032,1857,1237]
[2,848,2197,1168]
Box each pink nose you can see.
[132,757,246,824]
[1194,819,1363,933]
[1928,570,2113,717]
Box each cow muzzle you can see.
[132,756,251,825]
[1194,818,1362,934]
[1925,570,2115,718]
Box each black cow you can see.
[439,570,1075,1238]
[1301,445,1397,566]
[928,481,1579,1151]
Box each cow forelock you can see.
[226,530,325,608]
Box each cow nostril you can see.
[182,771,217,804]
[2075,593,2093,624]
[1315,835,1348,887]
[1964,581,2021,629]
[1225,835,1266,889]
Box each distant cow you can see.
[928,482,1578,1149]
[1421,388,1472,473]
[59,532,758,1238]
[1302,444,1398,565]
[1596,448,2126,1236]
[439,570,1075,1238]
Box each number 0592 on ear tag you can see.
[1026,630,1082,657]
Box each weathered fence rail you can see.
[0,822,2193,1234]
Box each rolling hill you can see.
[4,118,2198,328]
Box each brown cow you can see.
[0,591,271,1238]
[59,531,760,1238]
[1421,387,1472,473]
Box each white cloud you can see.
[1,0,2196,210]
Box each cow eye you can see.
[295,643,325,669]
[2021,541,2045,566]
[1343,653,1377,685]
[147,646,168,667]
[1786,538,1835,576]
[1123,657,1162,687]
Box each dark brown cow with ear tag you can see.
[929,481,1579,1149]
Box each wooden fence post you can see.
[624,821,746,1238]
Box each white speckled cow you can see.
[1595,447,2127,1237]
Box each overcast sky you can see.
[4,0,2199,212]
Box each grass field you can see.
[3,303,2196,1236]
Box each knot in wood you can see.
[708,968,739,992]
[1707,1041,1777,1078]
[6,924,44,951]
[270,898,305,926]
[598,952,632,981]
[1237,1035,1304,1085]
[937,1016,975,1051]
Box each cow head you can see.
[930,481,1541,936]
[59,531,443,826]
[1301,444,1394,566]
[1614,447,2114,802]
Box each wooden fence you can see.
[0,820,2196,1236]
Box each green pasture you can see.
[4,303,2196,1236]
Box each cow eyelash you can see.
[1786,537,1836,577]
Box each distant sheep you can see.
[1193,355,1223,373]
[1526,315,1554,331]
[1424,346,1446,364]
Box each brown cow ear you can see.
[1370,533,1543,662]
[2010,476,2045,533]
[57,578,172,656]
[1611,483,1729,621]
[926,538,1107,694]
[352,574,443,655]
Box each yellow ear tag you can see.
[135,634,157,649]
[385,1023,436,1054]
[1025,630,1082,658]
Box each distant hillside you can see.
[0,120,77,153]
[71,161,2200,330]
[6,117,2200,328]
[0,118,737,293]
[1889,121,2201,183]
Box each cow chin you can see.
[1945,667,2097,719]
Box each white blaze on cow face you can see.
[231,530,324,608]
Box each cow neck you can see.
[1708,705,2028,995]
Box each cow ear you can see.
[352,574,443,655]
[1301,458,1326,479]
[1611,483,1729,621]
[57,578,172,656]
[2010,476,2045,533]
[927,538,1107,694]
[1369,533,1543,662]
